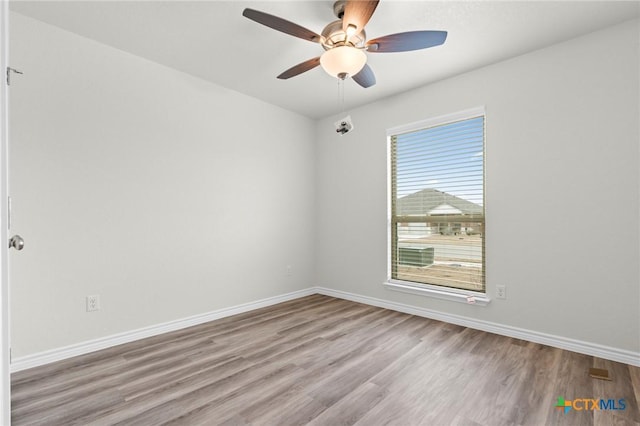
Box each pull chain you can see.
[335,77,352,135]
[337,77,345,117]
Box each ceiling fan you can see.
[242,0,447,88]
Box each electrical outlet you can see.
[285,265,292,277]
[496,285,506,299]
[86,295,100,312]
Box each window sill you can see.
[383,280,491,306]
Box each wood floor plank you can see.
[10,295,640,425]
[307,382,388,426]
[631,365,640,416]
[506,343,563,426]
[593,357,640,425]
[459,338,549,426]
[116,362,302,425]
[118,355,249,402]
[69,357,255,425]
[546,351,596,426]
[153,363,308,425]
[240,388,326,426]
[306,316,426,407]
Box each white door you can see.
[0,1,11,424]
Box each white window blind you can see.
[389,110,485,293]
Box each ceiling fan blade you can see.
[277,57,321,80]
[352,64,376,88]
[243,8,322,43]
[367,31,448,53]
[342,1,379,35]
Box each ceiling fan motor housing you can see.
[321,20,367,51]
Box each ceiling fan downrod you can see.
[333,0,347,19]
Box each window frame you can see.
[385,107,490,306]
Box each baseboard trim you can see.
[315,287,640,367]
[10,287,316,373]
[11,286,639,372]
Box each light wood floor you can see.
[11,294,640,425]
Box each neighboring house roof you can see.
[397,188,483,216]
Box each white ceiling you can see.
[9,1,640,119]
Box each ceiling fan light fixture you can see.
[320,46,367,79]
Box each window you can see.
[388,108,485,296]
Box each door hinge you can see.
[6,67,22,85]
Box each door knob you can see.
[9,235,24,250]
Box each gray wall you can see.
[315,20,640,353]
[9,13,316,358]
